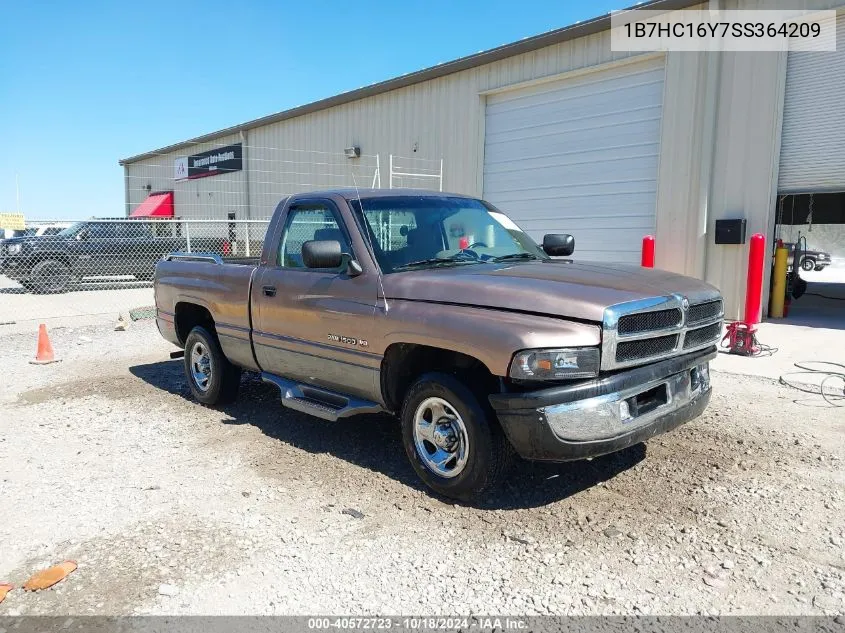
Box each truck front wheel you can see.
[400,372,512,502]
[183,326,241,406]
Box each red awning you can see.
[130,192,174,218]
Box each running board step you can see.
[261,373,383,422]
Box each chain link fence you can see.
[1,149,447,330]
[0,218,270,328]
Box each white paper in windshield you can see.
[489,211,523,233]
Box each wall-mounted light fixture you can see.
[344,146,361,159]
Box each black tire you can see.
[29,259,71,294]
[400,372,513,502]
[183,326,241,406]
[801,257,816,272]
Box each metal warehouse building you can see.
[120,0,845,321]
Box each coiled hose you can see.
[780,361,845,407]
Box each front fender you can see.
[377,300,601,377]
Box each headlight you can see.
[509,347,600,381]
[7,244,22,255]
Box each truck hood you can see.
[381,260,720,322]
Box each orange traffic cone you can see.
[30,323,60,365]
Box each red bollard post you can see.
[641,235,655,268]
[744,233,766,326]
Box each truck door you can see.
[74,222,119,277]
[252,199,381,400]
[114,221,156,277]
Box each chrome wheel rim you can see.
[190,341,212,392]
[413,397,469,478]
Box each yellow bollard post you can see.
[769,241,789,318]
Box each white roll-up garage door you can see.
[483,56,665,263]
[779,14,845,193]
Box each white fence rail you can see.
[389,155,443,191]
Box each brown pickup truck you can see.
[155,189,723,500]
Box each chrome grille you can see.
[688,300,723,325]
[618,308,682,334]
[683,322,722,349]
[616,335,679,363]
[601,292,723,371]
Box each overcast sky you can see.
[1,0,622,219]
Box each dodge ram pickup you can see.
[155,189,724,500]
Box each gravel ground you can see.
[0,321,843,616]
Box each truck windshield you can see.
[350,196,547,273]
[57,222,86,237]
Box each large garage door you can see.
[779,14,845,193]
[483,56,665,263]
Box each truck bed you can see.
[154,253,260,370]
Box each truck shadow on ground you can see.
[130,360,646,510]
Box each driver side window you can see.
[278,205,350,269]
[88,223,116,239]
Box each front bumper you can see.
[0,257,26,280]
[489,347,716,462]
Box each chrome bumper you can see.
[544,361,710,442]
[489,348,715,462]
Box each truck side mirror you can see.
[302,240,344,270]
[543,233,575,257]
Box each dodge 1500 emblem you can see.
[682,297,690,310]
[328,334,368,347]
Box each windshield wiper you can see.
[394,255,481,270]
[492,253,542,262]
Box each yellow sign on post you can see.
[0,213,26,230]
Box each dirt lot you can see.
[0,321,843,616]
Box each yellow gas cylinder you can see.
[769,240,789,318]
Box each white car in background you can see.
[2,223,72,240]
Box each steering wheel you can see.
[467,241,488,249]
[452,249,480,261]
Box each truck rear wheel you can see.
[183,326,241,406]
[400,372,512,502]
[30,259,71,294]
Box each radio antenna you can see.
[350,167,389,313]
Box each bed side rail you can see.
[163,252,223,264]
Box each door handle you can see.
[262,285,276,297]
